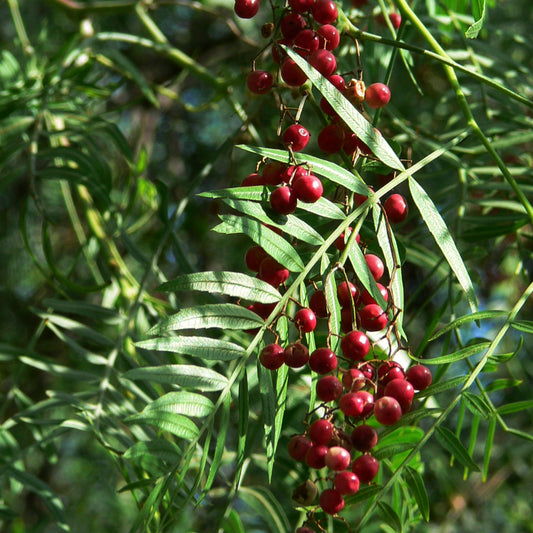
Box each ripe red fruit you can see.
[389,13,402,29]
[350,424,378,452]
[309,289,328,317]
[245,245,268,272]
[365,82,391,109]
[316,375,343,402]
[259,343,285,370]
[281,13,306,39]
[294,308,317,333]
[241,172,264,186]
[272,38,292,64]
[292,174,323,203]
[294,29,320,57]
[262,161,286,185]
[339,392,364,417]
[319,488,345,515]
[309,418,334,445]
[317,123,345,154]
[288,434,313,461]
[252,301,276,319]
[270,185,297,215]
[317,24,340,50]
[406,364,432,391]
[325,446,352,471]
[384,378,415,413]
[341,369,366,392]
[365,254,385,281]
[374,396,402,425]
[334,471,360,495]
[337,281,359,308]
[343,133,372,156]
[384,193,408,223]
[378,361,405,385]
[311,0,338,24]
[352,454,379,483]
[281,57,308,87]
[340,306,355,333]
[283,342,310,368]
[354,390,375,417]
[258,256,289,286]
[246,70,273,94]
[334,227,360,251]
[358,304,388,331]
[308,49,337,77]
[341,330,370,361]
[305,444,329,469]
[234,0,260,18]
[289,0,315,13]
[360,283,389,306]
[309,347,338,374]
[282,124,310,151]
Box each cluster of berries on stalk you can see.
[231,0,420,530]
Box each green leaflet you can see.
[158,271,281,304]
[435,426,480,472]
[411,341,490,365]
[126,411,199,440]
[143,391,215,418]
[404,467,430,522]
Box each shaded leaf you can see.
[430,310,508,340]
[377,501,403,533]
[144,391,214,418]
[510,320,533,334]
[126,411,199,440]
[239,486,291,533]
[404,467,430,521]
[435,426,480,472]
[497,400,533,415]
[462,391,493,419]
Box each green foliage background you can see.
[0,0,532,532]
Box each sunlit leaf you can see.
[143,391,215,418]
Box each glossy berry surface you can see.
[309,347,338,374]
[365,254,385,281]
[317,123,345,154]
[292,174,323,203]
[365,82,391,109]
[350,424,378,452]
[319,488,345,515]
[246,70,273,94]
[360,283,389,306]
[309,418,334,445]
[261,161,286,185]
[241,172,264,186]
[339,392,364,417]
[283,342,310,368]
[289,0,315,12]
[234,0,260,18]
[317,24,340,50]
[281,13,306,39]
[374,396,403,425]
[258,257,289,286]
[316,375,343,402]
[282,124,310,151]
[406,364,433,390]
[384,193,409,223]
[245,246,268,272]
[342,369,366,392]
[337,281,359,308]
[334,471,360,495]
[305,444,328,469]
[352,454,379,483]
[358,304,388,331]
[341,330,370,361]
[384,378,415,413]
[288,434,313,461]
[259,343,285,370]
[294,308,317,333]
[311,0,338,24]
[308,49,337,77]
[270,185,297,215]
[309,289,328,317]
[281,57,308,86]
[294,29,320,56]
[325,446,352,471]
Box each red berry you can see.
[334,227,360,251]
[259,343,285,370]
[406,364,432,391]
[319,488,345,515]
[350,424,378,452]
[342,369,365,392]
[384,378,415,413]
[281,57,308,87]
[281,13,307,39]
[365,254,385,281]
[340,306,355,333]
[360,283,389,306]
[389,13,402,29]
[316,375,343,402]
[341,330,370,361]
[234,0,260,18]
[289,0,315,13]
[283,342,310,368]
[309,347,338,374]
[308,49,337,77]
[241,172,264,186]
[317,24,340,50]
[305,444,329,469]
[309,290,328,318]
[262,161,286,185]
[258,256,289,286]
[325,446,352,471]
[288,434,313,461]
[270,185,297,214]
[343,133,372,156]
[359,362,374,381]
[294,308,317,333]
[253,301,277,319]
[378,361,405,385]
[365,82,391,109]
[334,471,360,495]
[245,245,268,272]
[292,174,323,203]
[354,390,375,417]
[294,29,320,57]
[246,70,273,94]
[384,194,408,223]
[352,454,379,483]
[282,124,310,151]
[339,392,364,417]
[358,304,388,331]
[317,123,345,154]
[311,0,338,24]
[374,396,402,425]
[272,38,292,64]
[309,419,334,445]
[337,281,359,308]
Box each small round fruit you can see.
[384,193,408,223]
[341,330,370,361]
[317,123,345,154]
[350,424,378,452]
[365,254,385,281]
[319,488,345,515]
[340,306,355,333]
[334,471,360,495]
[337,281,359,308]
[289,0,315,13]
[294,308,317,333]
[308,49,337,77]
[261,161,286,185]
[325,446,352,471]
[317,24,340,50]
[282,124,310,152]
[378,361,405,385]
[389,13,402,29]
[309,347,338,374]
[384,378,415,413]
[283,342,310,368]
[259,343,285,370]
[281,12,306,39]
[288,434,313,461]
[406,364,432,391]
[334,227,359,251]
[247,70,273,94]
[258,256,290,286]
[311,0,338,24]
[293,29,320,56]
[358,304,388,331]
[365,82,391,109]
[292,174,323,203]
[309,418,334,445]
[252,301,276,319]
[352,454,379,483]
[245,246,268,272]
[309,289,328,317]
[241,172,264,186]
[305,444,329,469]
[234,0,260,18]
[354,390,375,417]
[339,392,364,417]
[360,283,389,306]
[280,57,308,87]
[374,396,402,425]
[316,375,343,402]
[342,369,366,392]
[270,185,297,215]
